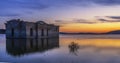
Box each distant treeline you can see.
[1,29,120,34]
[60,30,120,35]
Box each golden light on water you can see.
[60,37,120,48]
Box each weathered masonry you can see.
[5,19,59,38]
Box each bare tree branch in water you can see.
[68,42,80,56]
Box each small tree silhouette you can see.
[68,42,80,56]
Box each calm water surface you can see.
[1,34,120,63]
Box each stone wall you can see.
[25,22,36,38]
[36,24,49,38]
[47,26,59,38]
[5,20,26,38]
[5,19,59,38]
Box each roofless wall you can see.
[5,19,59,38]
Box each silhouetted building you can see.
[5,19,59,38]
[6,38,59,56]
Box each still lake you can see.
[1,34,120,63]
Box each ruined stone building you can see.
[5,19,59,38]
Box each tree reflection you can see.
[68,42,80,56]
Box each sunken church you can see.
[5,19,59,38]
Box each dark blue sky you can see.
[1,0,120,29]
[1,0,120,17]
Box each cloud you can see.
[44,0,120,6]
[96,16,120,22]
[50,0,120,6]
[0,0,49,17]
[0,0,48,9]
[1,0,120,16]
[91,0,120,5]
[54,20,69,25]
[55,19,96,24]
[106,16,120,19]
[1,0,120,20]
[74,19,96,24]
[97,18,108,22]
[55,20,63,22]
[1,0,120,10]
[0,13,20,17]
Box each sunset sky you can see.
[1,0,120,33]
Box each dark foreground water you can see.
[1,34,120,63]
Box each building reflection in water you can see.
[6,38,59,57]
[68,42,80,56]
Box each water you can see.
[1,34,120,63]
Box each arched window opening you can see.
[11,28,14,37]
[30,28,33,36]
[41,29,44,36]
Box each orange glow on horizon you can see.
[60,22,120,33]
